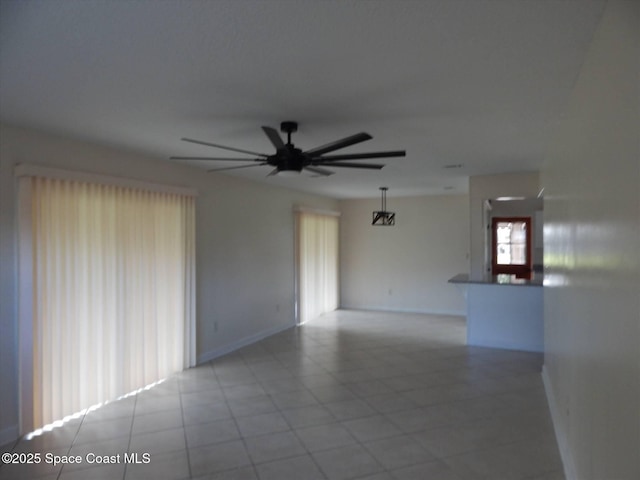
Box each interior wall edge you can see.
[542,366,577,480]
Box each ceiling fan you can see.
[170,121,406,177]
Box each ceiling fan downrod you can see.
[280,121,298,146]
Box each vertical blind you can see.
[297,211,339,324]
[29,176,196,428]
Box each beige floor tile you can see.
[294,422,358,452]
[342,415,403,443]
[244,430,306,464]
[234,412,290,437]
[3,311,564,480]
[185,418,240,449]
[193,465,258,479]
[324,398,376,420]
[312,444,384,480]
[129,426,186,456]
[363,435,435,470]
[59,463,126,480]
[391,459,464,480]
[254,455,324,480]
[131,410,183,436]
[280,404,336,429]
[188,439,251,477]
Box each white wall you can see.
[339,194,468,315]
[469,172,540,277]
[0,124,338,443]
[541,1,640,479]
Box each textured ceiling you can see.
[0,0,605,198]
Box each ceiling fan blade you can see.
[304,132,372,157]
[315,150,406,162]
[262,126,286,150]
[304,166,335,177]
[267,168,280,176]
[207,163,267,172]
[170,156,262,162]
[181,137,269,157]
[317,162,385,170]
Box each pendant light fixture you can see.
[372,187,395,226]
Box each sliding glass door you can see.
[18,171,196,432]
[296,210,339,324]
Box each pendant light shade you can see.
[372,187,395,226]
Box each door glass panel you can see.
[495,221,527,265]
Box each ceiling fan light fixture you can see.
[372,187,395,226]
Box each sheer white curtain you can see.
[296,211,339,324]
[26,175,195,429]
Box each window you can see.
[17,168,196,432]
[491,217,532,276]
[295,210,339,324]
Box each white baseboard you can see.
[197,322,294,365]
[0,424,19,449]
[468,336,543,353]
[542,365,577,480]
[339,305,466,317]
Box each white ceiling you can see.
[0,0,605,199]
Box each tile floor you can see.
[0,310,564,480]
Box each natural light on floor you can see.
[24,379,167,441]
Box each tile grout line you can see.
[120,390,138,480]
[241,339,331,479]
[7,312,561,480]
[178,368,196,480]
[213,353,261,480]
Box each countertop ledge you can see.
[448,273,543,287]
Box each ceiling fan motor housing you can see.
[273,146,305,172]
